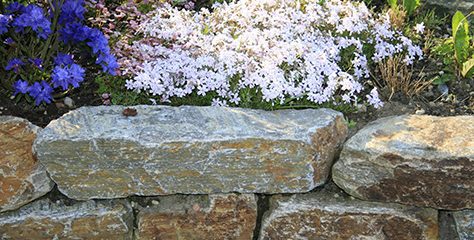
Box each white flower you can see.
[414,22,425,34]
[367,88,384,109]
[124,0,422,108]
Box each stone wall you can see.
[426,0,474,14]
[0,106,472,239]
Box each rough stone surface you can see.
[332,115,474,210]
[426,0,474,14]
[0,199,133,239]
[135,194,257,240]
[0,116,54,213]
[259,191,439,240]
[439,211,461,240]
[34,105,347,200]
[453,210,474,240]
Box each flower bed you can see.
[0,0,118,105]
[125,0,422,107]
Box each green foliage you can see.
[194,0,233,10]
[414,9,446,30]
[344,117,357,129]
[432,11,474,80]
[387,0,419,16]
[95,74,149,106]
[452,11,470,64]
[96,73,356,114]
[138,3,155,14]
[462,56,474,77]
[386,0,397,8]
[402,0,419,16]
[432,73,455,85]
[452,11,474,77]
[433,39,455,65]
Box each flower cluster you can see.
[125,0,423,107]
[12,4,52,39]
[0,0,118,105]
[85,0,160,76]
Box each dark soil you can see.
[0,79,102,128]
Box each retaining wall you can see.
[0,106,472,239]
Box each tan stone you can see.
[333,115,474,210]
[135,194,257,240]
[0,199,133,239]
[0,116,53,212]
[259,191,439,240]
[34,106,347,200]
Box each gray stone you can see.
[34,106,347,200]
[259,191,439,240]
[0,116,54,213]
[0,199,133,239]
[453,210,474,240]
[439,211,461,240]
[426,0,474,14]
[332,115,474,210]
[135,194,257,240]
[63,97,74,108]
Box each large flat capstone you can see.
[0,199,133,239]
[34,106,347,200]
[332,115,474,210]
[259,191,439,240]
[0,116,54,212]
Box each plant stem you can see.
[41,0,64,65]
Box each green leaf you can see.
[403,0,419,15]
[452,11,467,38]
[387,0,397,8]
[201,24,211,35]
[461,57,474,77]
[432,74,455,85]
[452,11,470,64]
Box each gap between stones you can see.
[439,211,460,240]
[252,194,271,240]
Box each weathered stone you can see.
[426,0,474,14]
[332,115,474,210]
[453,210,474,240]
[0,199,133,239]
[34,106,347,200]
[259,191,439,240]
[0,116,54,212]
[439,211,461,240]
[135,194,257,240]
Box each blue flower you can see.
[28,81,53,105]
[29,58,43,69]
[0,14,12,35]
[12,5,52,39]
[68,63,85,88]
[86,28,109,54]
[51,66,70,90]
[51,63,85,90]
[13,79,29,96]
[59,0,86,25]
[5,2,25,14]
[97,53,119,75]
[54,53,74,66]
[60,23,90,43]
[5,58,25,73]
[3,37,15,45]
